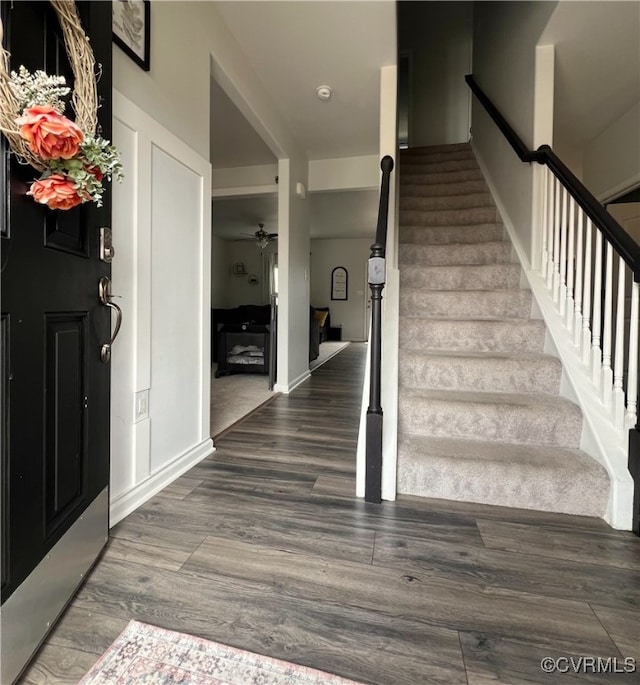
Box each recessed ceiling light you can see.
[316,85,332,101]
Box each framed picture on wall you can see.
[112,0,150,71]
[331,266,348,301]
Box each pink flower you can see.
[85,165,104,182]
[28,174,84,210]
[17,105,83,160]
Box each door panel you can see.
[45,313,88,531]
[1,2,112,679]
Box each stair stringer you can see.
[472,142,633,530]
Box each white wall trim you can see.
[473,141,633,530]
[110,439,214,526]
[274,369,311,395]
[111,90,212,514]
[211,184,278,199]
[308,155,379,193]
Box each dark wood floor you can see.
[19,343,640,684]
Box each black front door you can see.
[1,2,112,680]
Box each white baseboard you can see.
[274,369,310,394]
[110,438,214,526]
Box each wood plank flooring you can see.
[18,343,640,684]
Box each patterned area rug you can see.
[78,620,365,684]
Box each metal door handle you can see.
[98,276,122,363]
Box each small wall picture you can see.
[113,0,150,71]
[331,266,348,301]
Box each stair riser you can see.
[400,290,532,320]
[399,242,513,266]
[401,159,479,174]
[400,193,493,211]
[400,224,505,245]
[399,355,562,395]
[401,207,500,227]
[400,169,485,185]
[400,180,488,197]
[400,264,521,291]
[398,397,582,447]
[399,319,547,354]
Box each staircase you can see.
[396,143,610,517]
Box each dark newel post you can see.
[365,155,394,504]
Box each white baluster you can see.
[559,187,568,315]
[540,166,548,279]
[601,241,614,406]
[574,207,584,347]
[546,174,556,291]
[582,218,593,365]
[566,197,575,330]
[553,180,562,303]
[612,257,627,428]
[626,280,639,430]
[591,229,602,387]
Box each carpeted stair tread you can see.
[400,289,532,319]
[396,436,609,517]
[399,241,514,266]
[401,142,472,154]
[400,179,488,197]
[399,349,562,395]
[400,263,521,290]
[400,152,477,165]
[400,223,506,245]
[400,206,500,226]
[401,159,480,174]
[400,192,494,211]
[395,142,607,518]
[399,317,547,353]
[398,388,583,448]
[400,169,485,185]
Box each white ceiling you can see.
[541,2,640,151]
[210,2,393,241]
[212,189,377,241]
[214,1,396,161]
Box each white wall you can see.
[212,164,278,190]
[311,239,371,342]
[398,1,473,147]
[309,156,379,192]
[583,102,640,201]
[114,0,310,401]
[471,1,558,264]
[110,93,212,524]
[225,242,270,308]
[211,235,229,308]
[275,155,311,393]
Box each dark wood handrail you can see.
[465,74,640,282]
[365,154,394,504]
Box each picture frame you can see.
[112,0,150,71]
[331,266,348,301]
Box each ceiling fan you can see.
[242,223,278,249]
